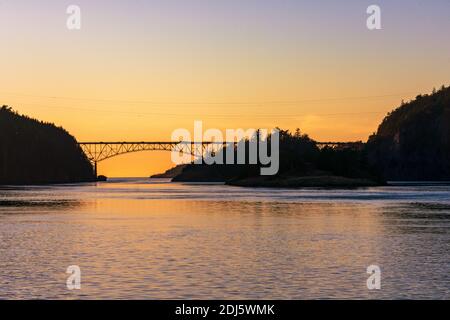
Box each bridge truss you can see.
[316,141,364,150]
[78,141,229,175]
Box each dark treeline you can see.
[173,129,383,184]
[367,85,450,181]
[0,106,95,184]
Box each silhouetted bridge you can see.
[78,141,363,175]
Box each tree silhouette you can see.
[367,85,450,180]
[0,106,95,184]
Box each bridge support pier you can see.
[94,161,97,178]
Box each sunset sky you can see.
[1,0,449,176]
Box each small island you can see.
[165,134,384,188]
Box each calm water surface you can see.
[0,178,449,299]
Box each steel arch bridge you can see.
[78,141,230,175]
[78,141,363,176]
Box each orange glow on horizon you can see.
[2,1,449,176]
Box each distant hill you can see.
[150,164,187,178]
[367,85,450,181]
[0,106,95,184]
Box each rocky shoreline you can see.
[226,175,382,188]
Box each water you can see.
[0,178,449,299]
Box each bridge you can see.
[78,141,230,176]
[78,141,363,176]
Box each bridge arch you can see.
[78,142,227,176]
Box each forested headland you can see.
[367,85,450,181]
[0,106,95,185]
